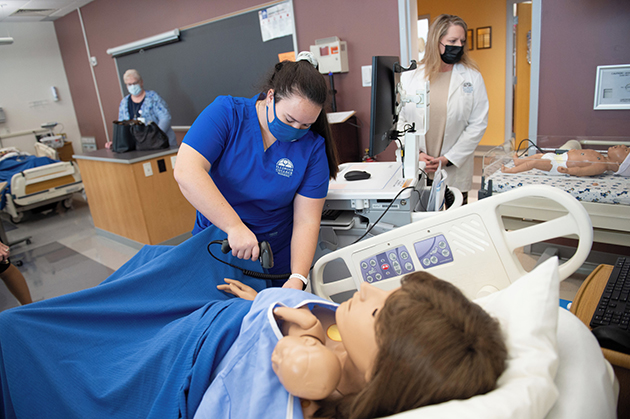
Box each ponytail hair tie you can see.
[296,51,318,70]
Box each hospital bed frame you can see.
[0,147,84,223]
[310,185,616,418]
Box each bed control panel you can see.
[359,245,415,283]
[414,234,454,269]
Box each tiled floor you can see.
[0,197,139,311]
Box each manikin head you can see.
[608,145,630,164]
[317,272,508,419]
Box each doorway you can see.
[504,0,541,148]
[512,1,532,149]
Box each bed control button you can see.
[375,274,382,281]
[430,256,438,264]
[400,251,409,259]
[405,262,413,270]
[361,262,368,269]
[366,276,374,283]
[423,258,430,266]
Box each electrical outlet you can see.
[170,155,177,169]
[90,56,98,66]
[143,162,153,177]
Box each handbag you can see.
[131,122,169,151]
[112,120,137,153]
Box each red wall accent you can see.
[537,0,630,148]
[55,0,400,156]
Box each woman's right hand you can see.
[227,224,260,261]
[419,152,439,173]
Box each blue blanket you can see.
[0,155,58,209]
[0,228,276,419]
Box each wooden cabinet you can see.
[75,149,196,245]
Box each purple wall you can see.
[55,0,400,155]
[538,0,630,148]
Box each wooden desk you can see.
[328,111,361,164]
[571,264,630,417]
[74,148,196,245]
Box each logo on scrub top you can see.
[276,158,294,178]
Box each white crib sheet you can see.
[488,162,630,205]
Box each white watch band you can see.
[289,273,308,286]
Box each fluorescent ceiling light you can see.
[106,29,180,57]
[0,37,14,45]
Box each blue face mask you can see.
[127,83,142,96]
[266,96,310,142]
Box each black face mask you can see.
[440,44,464,64]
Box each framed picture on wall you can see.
[593,64,630,110]
[476,27,491,49]
[467,29,474,50]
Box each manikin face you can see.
[265,90,321,130]
[439,24,466,54]
[335,282,395,379]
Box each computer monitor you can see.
[368,56,401,157]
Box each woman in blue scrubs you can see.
[174,53,339,290]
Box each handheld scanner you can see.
[221,239,274,270]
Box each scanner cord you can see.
[206,242,290,280]
[352,186,419,244]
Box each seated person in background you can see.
[0,242,31,305]
[107,68,177,148]
[0,229,506,419]
[501,145,630,176]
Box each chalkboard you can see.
[115,4,295,127]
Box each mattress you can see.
[487,161,630,206]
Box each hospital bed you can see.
[478,145,630,247]
[310,185,617,418]
[0,146,83,223]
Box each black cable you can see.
[206,241,290,280]
[352,186,417,244]
[516,138,544,157]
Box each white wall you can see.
[0,22,81,156]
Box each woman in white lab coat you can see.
[398,14,489,202]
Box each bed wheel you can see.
[10,213,23,224]
[63,198,73,209]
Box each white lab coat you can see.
[398,63,489,192]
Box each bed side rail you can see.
[311,185,593,302]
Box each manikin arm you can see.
[272,306,341,400]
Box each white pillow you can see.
[385,257,561,419]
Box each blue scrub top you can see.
[183,95,330,273]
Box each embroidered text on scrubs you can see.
[276,158,294,178]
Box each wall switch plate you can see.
[361,65,372,87]
[143,162,153,177]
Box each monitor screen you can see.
[368,56,401,157]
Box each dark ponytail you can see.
[260,59,339,179]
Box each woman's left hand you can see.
[217,278,258,300]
